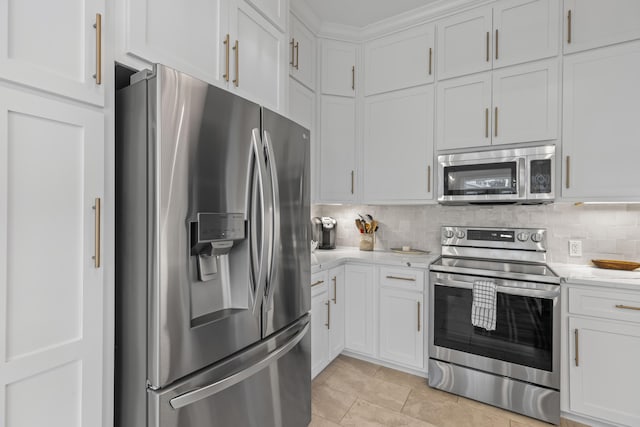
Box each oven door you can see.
[429,271,560,389]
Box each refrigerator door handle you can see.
[263,130,280,309]
[249,128,273,317]
[169,322,309,409]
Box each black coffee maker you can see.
[311,217,337,249]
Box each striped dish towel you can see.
[471,280,497,331]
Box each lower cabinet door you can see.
[311,285,329,378]
[378,288,424,369]
[328,266,345,359]
[569,317,640,426]
[344,265,375,356]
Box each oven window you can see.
[433,285,553,371]
[444,162,517,196]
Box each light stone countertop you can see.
[550,263,640,290]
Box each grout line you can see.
[338,397,359,425]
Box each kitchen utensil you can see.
[591,259,640,271]
[369,220,378,233]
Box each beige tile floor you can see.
[310,356,590,427]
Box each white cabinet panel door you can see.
[232,1,285,111]
[328,266,345,360]
[564,0,640,54]
[436,72,492,150]
[436,7,493,80]
[364,86,434,202]
[319,96,357,203]
[0,0,105,106]
[245,0,286,31]
[289,79,316,201]
[563,41,640,200]
[379,288,423,369]
[365,24,435,96]
[289,14,316,90]
[492,58,558,145]
[344,265,375,356]
[569,317,640,426]
[127,0,228,89]
[311,285,329,379]
[321,40,357,97]
[493,0,560,69]
[0,87,104,426]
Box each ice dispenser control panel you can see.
[196,213,245,242]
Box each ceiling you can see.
[298,0,441,28]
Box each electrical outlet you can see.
[569,240,582,257]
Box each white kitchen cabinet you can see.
[344,264,375,356]
[569,316,640,426]
[562,41,640,200]
[491,58,558,146]
[0,86,104,426]
[436,7,493,80]
[0,0,105,106]
[288,78,316,201]
[319,96,357,203]
[363,85,434,202]
[311,271,329,378]
[564,0,640,55]
[321,40,358,97]
[126,0,228,90]
[289,14,316,90]
[328,266,345,360]
[436,72,492,150]
[378,288,424,369]
[492,0,559,69]
[364,24,435,96]
[244,0,286,31]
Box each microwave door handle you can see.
[434,281,559,299]
[263,130,280,310]
[518,158,526,198]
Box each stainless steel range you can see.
[428,226,560,424]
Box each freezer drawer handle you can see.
[170,322,309,409]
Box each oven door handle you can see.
[434,280,559,299]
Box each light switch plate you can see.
[569,240,582,257]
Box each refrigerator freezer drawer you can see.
[148,316,311,427]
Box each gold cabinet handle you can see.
[290,38,295,66]
[574,328,579,367]
[223,34,230,82]
[567,10,572,44]
[615,304,640,311]
[351,170,355,194]
[417,301,421,332]
[93,13,102,85]
[494,106,498,137]
[325,300,331,329]
[428,47,432,75]
[232,40,239,87]
[495,29,499,60]
[566,156,571,189]
[427,165,431,193]
[295,42,300,70]
[332,276,337,303]
[386,275,416,282]
[485,108,489,138]
[93,197,101,268]
[486,31,490,62]
[311,280,324,287]
[352,65,355,91]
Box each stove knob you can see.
[456,230,465,239]
[444,229,454,239]
[531,232,543,243]
[517,232,529,242]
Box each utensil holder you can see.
[359,233,374,251]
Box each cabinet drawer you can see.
[311,271,329,297]
[569,287,640,323]
[379,267,425,292]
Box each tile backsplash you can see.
[313,203,640,265]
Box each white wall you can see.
[314,203,640,265]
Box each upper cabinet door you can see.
[436,7,492,80]
[127,0,228,89]
[231,0,285,111]
[364,24,435,96]
[564,0,640,54]
[493,0,560,69]
[364,86,434,202]
[289,14,316,90]
[321,40,358,97]
[436,72,492,150]
[244,0,286,31]
[492,58,558,145]
[0,0,105,106]
[563,40,640,200]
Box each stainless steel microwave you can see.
[437,145,555,204]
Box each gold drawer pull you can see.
[93,13,102,85]
[574,328,579,367]
[233,40,239,87]
[311,280,324,287]
[325,300,331,329]
[386,275,416,282]
[93,197,101,268]
[615,304,640,311]
[332,276,337,303]
[428,47,432,75]
[417,301,421,332]
[567,10,572,44]
[290,38,295,66]
[223,34,230,82]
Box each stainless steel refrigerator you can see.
[115,64,311,427]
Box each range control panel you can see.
[442,226,547,251]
